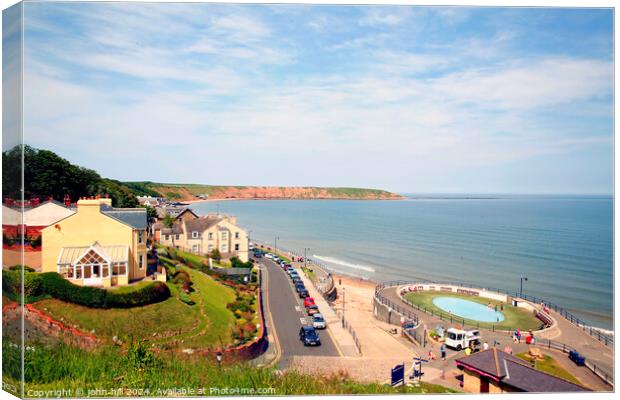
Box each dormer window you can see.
[192,231,199,239]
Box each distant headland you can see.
[124,182,405,202]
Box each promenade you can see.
[378,284,613,390]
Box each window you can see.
[235,243,240,251]
[175,234,180,240]
[235,232,240,239]
[138,230,144,243]
[139,255,144,269]
[221,232,228,240]
[164,234,170,241]
[208,232,213,240]
[208,244,213,251]
[192,231,199,239]
[221,244,228,252]
[192,244,199,253]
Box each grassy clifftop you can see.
[125,182,404,201]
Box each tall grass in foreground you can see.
[3,338,455,396]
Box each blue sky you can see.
[7,3,614,193]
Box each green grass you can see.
[516,352,581,385]
[3,338,456,397]
[404,291,542,331]
[32,267,237,348]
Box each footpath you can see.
[295,263,358,357]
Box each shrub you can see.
[229,256,252,269]
[9,265,36,272]
[179,293,195,305]
[31,272,170,308]
[208,249,221,262]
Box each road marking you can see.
[295,306,301,312]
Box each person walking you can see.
[517,328,522,344]
[440,343,446,361]
[483,341,489,350]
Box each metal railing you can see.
[375,280,613,347]
[334,308,363,355]
[532,338,614,387]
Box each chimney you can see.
[76,197,111,214]
[64,194,71,207]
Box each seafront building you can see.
[456,348,589,393]
[41,196,149,287]
[153,207,249,262]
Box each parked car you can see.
[295,283,305,293]
[312,313,326,329]
[306,305,320,316]
[299,326,321,346]
[299,289,309,298]
[292,276,302,284]
[303,297,316,308]
[265,253,274,260]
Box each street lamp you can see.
[520,276,528,299]
[274,236,280,256]
[304,247,310,269]
[342,287,346,328]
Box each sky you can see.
[4,3,614,194]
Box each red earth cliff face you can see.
[160,186,404,202]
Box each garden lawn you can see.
[404,291,542,331]
[32,268,237,347]
[516,353,581,385]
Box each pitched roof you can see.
[153,221,183,234]
[185,216,223,233]
[456,349,589,393]
[57,242,129,265]
[102,207,147,229]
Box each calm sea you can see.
[190,195,613,330]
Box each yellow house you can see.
[41,197,148,287]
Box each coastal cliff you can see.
[124,182,404,201]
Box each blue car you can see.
[299,326,321,346]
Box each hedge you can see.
[2,271,170,308]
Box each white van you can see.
[444,328,481,351]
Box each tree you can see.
[2,145,140,207]
[208,249,221,263]
[162,214,177,247]
[141,205,158,225]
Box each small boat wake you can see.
[312,255,376,273]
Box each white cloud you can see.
[359,7,413,27]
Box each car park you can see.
[299,289,309,298]
[303,297,315,308]
[299,326,321,346]
[306,305,320,316]
[312,313,326,329]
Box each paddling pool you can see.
[432,296,505,323]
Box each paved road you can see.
[258,256,340,367]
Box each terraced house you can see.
[41,197,149,287]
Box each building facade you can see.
[154,212,249,262]
[41,197,148,287]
